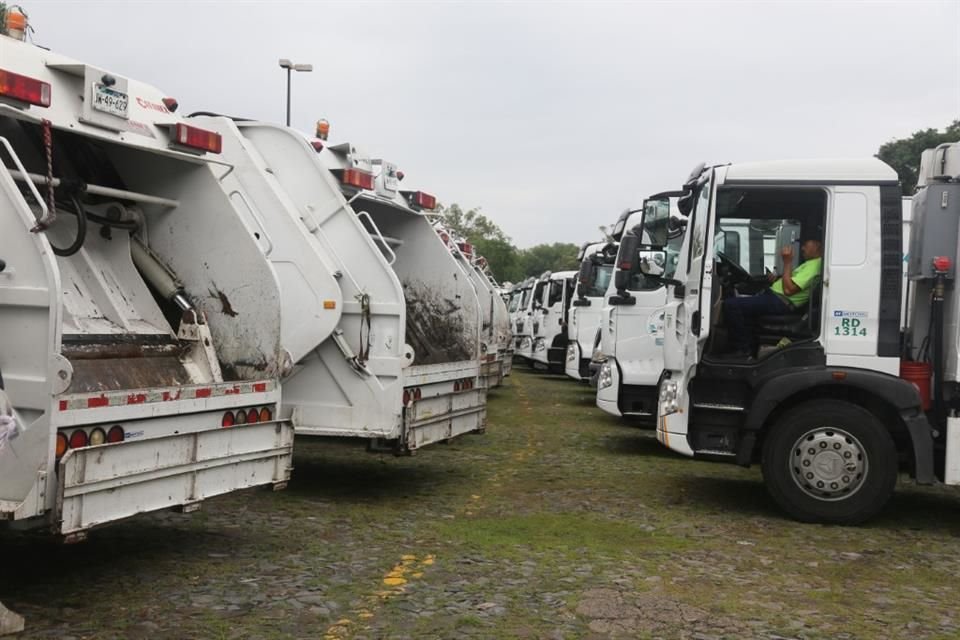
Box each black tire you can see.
[761,399,897,525]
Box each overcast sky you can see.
[24,1,960,247]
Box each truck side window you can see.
[549,281,563,306]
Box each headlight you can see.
[659,379,680,415]
[521,337,532,348]
[534,338,546,352]
[599,361,613,389]
[566,343,578,362]
[591,347,607,364]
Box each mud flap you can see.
[56,421,294,536]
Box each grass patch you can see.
[434,512,691,558]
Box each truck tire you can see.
[760,399,897,525]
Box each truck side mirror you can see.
[614,230,641,294]
[576,258,596,299]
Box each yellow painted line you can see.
[323,553,435,638]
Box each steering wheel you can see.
[715,250,751,285]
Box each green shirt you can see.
[771,257,822,307]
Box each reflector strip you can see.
[58,380,276,411]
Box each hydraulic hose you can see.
[49,196,87,257]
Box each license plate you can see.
[382,162,399,191]
[91,83,129,118]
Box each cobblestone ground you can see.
[4,368,960,639]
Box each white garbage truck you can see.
[566,240,615,381]
[530,270,577,372]
[468,250,512,385]
[317,141,488,448]
[433,230,509,389]
[187,116,487,451]
[0,21,293,632]
[647,151,960,524]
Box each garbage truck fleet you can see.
[3,4,960,634]
[0,10,499,632]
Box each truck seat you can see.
[756,280,822,340]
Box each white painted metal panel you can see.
[824,188,880,357]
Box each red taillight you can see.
[161,97,179,112]
[454,380,461,392]
[341,168,375,190]
[222,411,235,428]
[458,242,474,259]
[413,388,422,401]
[0,68,51,108]
[107,425,125,442]
[439,231,450,245]
[310,140,324,152]
[69,429,88,449]
[934,256,952,273]
[409,191,437,210]
[236,409,248,425]
[55,433,68,458]
[403,389,411,406]
[259,407,272,422]
[173,123,222,154]
[247,408,260,424]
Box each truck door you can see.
[657,169,717,455]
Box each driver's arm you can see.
[777,245,801,295]
[780,260,800,295]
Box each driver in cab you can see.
[723,238,823,358]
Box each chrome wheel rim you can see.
[790,427,868,501]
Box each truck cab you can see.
[530,270,577,372]
[652,158,939,524]
[515,276,544,363]
[508,279,532,361]
[565,241,615,381]
[595,196,686,423]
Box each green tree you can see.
[517,242,581,278]
[474,237,522,283]
[437,204,511,244]
[437,203,523,282]
[877,120,960,195]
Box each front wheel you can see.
[761,399,898,525]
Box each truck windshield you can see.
[519,287,532,308]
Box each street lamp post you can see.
[278,58,313,127]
